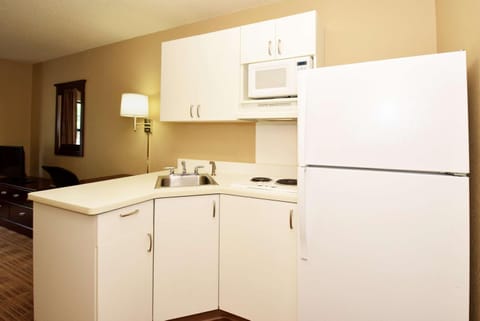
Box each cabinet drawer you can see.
[9,205,33,227]
[0,202,8,218]
[97,201,153,245]
[0,187,30,205]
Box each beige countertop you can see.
[28,160,297,215]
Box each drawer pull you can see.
[289,209,293,230]
[119,209,139,218]
[12,193,20,198]
[0,191,6,195]
[18,212,26,217]
[147,233,153,252]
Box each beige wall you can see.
[30,0,437,179]
[436,1,480,319]
[0,59,33,174]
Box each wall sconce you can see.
[120,93,152,172]
[120,93,151,133]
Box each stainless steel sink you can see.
[155,174,217,188]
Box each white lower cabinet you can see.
[219,195,298,321]
[34,194,297,321]
[34,201,153,321]
[154,195,220,320]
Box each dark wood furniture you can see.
[0,177,52,237]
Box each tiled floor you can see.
[0,226,33,321]
[0,225,247,321]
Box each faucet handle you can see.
[164,167,175,175]
[194,166,204,175]
[181,161,187,174]
[209,160,216,176]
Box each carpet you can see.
[0,226,33,321]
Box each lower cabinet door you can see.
[219,195,297,321]
[154,195,219,320]
[96,201,154,321]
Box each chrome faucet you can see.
[209,160,216,176]
[181,160,187,175]
[164,166,175,175]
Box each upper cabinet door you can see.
[275,11,316,60]
[160,27,240,122]
[160,35,199,121]
[241,11,317,64]
[196,28,241,120]
[240,19,276,64]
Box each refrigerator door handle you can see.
[299,167,309,260]
[299,210,308,260]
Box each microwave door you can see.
[248,60,298,99]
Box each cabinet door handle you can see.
[289,209,293,230]
[189,104,194,118]
[212,200,216,218]
[277,39,282,55]
[119,209,139,218]
[147,233,153,252]
[196,104,200,118]
[268,40,273,56]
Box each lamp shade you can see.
[120,93,149,117]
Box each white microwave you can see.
[247,56,313,99]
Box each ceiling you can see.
[0,0,281,63]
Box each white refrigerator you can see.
[297,51,469,321]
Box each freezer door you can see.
[298,51,469,173]
[298,167,469,321]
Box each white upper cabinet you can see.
[241,11,317,64]
[160,27,241,122]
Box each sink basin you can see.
[155,174,217,188]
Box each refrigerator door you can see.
[298,51,469,174]
[298,167,469,321]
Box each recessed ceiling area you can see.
[0,0,282,63]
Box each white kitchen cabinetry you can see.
[154,195,220,320]
[241,11,316,63]
[34,201,153,321]
[160,27,240,121]
[219,195,297,321]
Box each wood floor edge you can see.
[167,309,249,321]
